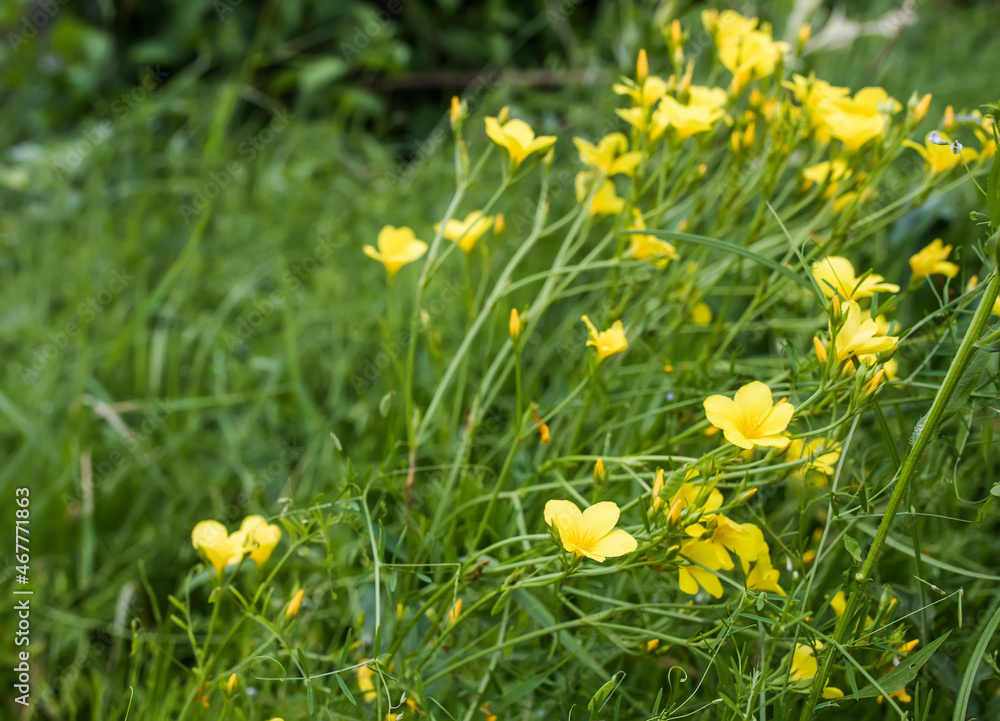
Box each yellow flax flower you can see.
[789,644,844,699]
[832,300,898,363]
[703,380,794,450]
[811,256,900,300]
[543,499,637,562]
[436,211,494,253]
[581,315,628,361]
[817,87,900,151]
[802,159,851,197]
[678,538,725,598]
[784,73,850,141]
[357,661,377,703]
[909,238,959,281]
[573,133,642,177]
[363,226,428,278]
[653,95,725,140]
[704,10,788,86]
[191,516,282,575]
[575,172,625,216]
[746,552,785,594]
[627,209,677,269]
[687,514,768,571]
[613,75,668,109]
[668,479,724,535]
[785,438,840,478]
[484,116,556,170]
[903,131,978,174]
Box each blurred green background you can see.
[2,0,999,718]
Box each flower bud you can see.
[646,638,660,652]
[449,96,464,128]
[509,308,521,341]
[497,105,509,124]
[796,23,811,53]
[636,48,649,83]
[913,93,932,123]
[286,589,305,620]
[227,673,238,695]
[594,458,606,482]
[447,598,463,625]
[493,213,504,236]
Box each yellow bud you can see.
[735,488,758,505]
[449,96,463,126]
[676,218,688,233]
[668,498,683,526]
[967,274,979,292]
[803,549,817,565]
[864,368,886,396]
[730,132,741,153]
[813,336,828,364]
[831,295,842,318]
[497,105,509,124]
[671,19,682,48]
[743,122,756,147]
[797,23,811,51]
[651,468,664,512]
[227,673,237,695]
[943,105,955,130]
[286,588,305,620]
[679,59,694,93]
[447,598,463,625]
[493,213,504,235]
[509,308,521,341]
[646,638,660,652]
[914,93,931,122]
[636,48,649,83]
[397,603,405,622]
[594,458,606,481]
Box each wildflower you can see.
[832,300,898,363]
[811,256,899,300]
[613,75,668,109]
[227,673,237,695]
[785,438,840,478]
[581,315,628,362]
[191,516,282,575]
[704,10,788,87]
[653,93,725,140]
[828,590,874,628]
[789,644,844,699]
[286,589,305,620]
[484,116,556,170]
[543,499,638,562]
[358,661,377,703]
[691,514,768,570]
[784,73,850,141]
[909,238,959,282]
[703,380,794,450]
[677,538,725,598]
[436,211,494,253]
[692,302,713,326]
[817,86,900,150]
[646,638,660,652]
[668,480,724,533]
[802,159,851,197]
[363,226,428,278]
[509,308,521,341]
[627,209,678,269]
[532,406,552,445]
[575,172,625,216]
[903,131,978,174]
[746,552,784,594]
[573,133,642,177]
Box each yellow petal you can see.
[544,499,581,526]
[588,529,638,559]
[581,501,621,539]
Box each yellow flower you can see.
[692,302,713,326]
[677,538,725,598]
[357,661,377,703]
[653,95,725,140]
[903,131,978,174]
[646,638,660,652]
[828,590,873,628]
[802,159,851,197]
[363,226,428,278]
[690,514,768,571]
[436,211,494,253]
[543,499,638,562]
[581,315,628,362]
[668,480,724,534]
[785,438,840,477]
[509,308,521,341]
[703,380,794,450]
[627,209,677,269]
[285,589,305,620]
[705,11,788,84]
[832,300,898,363]
[573,133,642,176]
[746,552,784,594]
[909,238,959,281]
[789,644,844,699]
[811,256,900,300]
[613,75,668,109]
[575,172,625,216]
[784,73,850,140]
[817,87,900,151]
[191,516,282,575]
[484,116,556,170]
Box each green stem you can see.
[799,269,1000,720]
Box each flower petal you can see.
[544,499,581,526]
[588,529,637,559]
[581,501,621,540]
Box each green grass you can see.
[3,2,1000,720]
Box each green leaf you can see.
[844,534,863,564]
[587,672,624,715]
[630,229,812,291]
[852,631,951,698]
[334,672,356,706]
